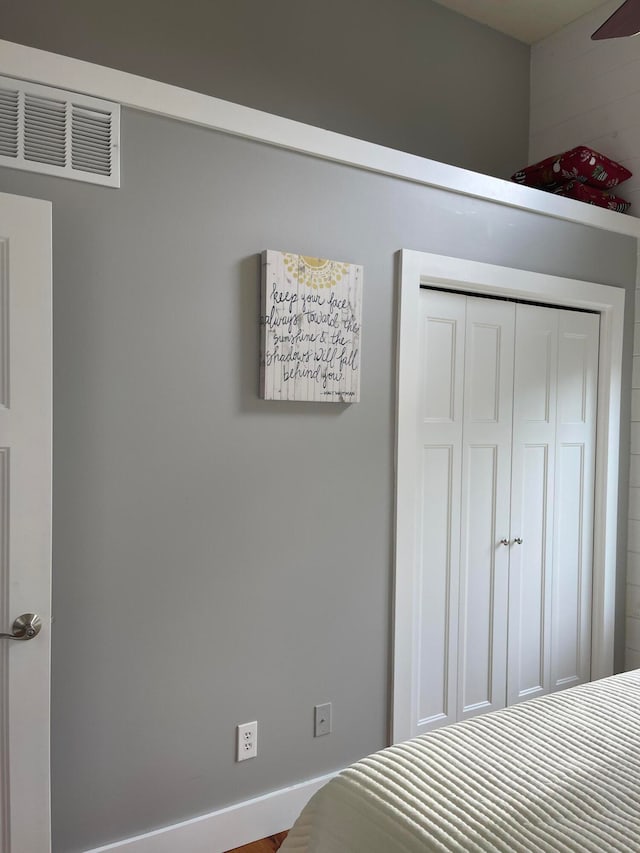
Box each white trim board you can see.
[85,771,336,853]
[1,39,640,240]
[393,250,625,743]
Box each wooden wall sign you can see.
[260,250,363,402]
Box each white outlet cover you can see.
[236,721,257,761]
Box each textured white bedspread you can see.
[281,670,640,852]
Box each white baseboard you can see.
[85,771,337,853]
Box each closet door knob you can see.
[513,538,523,545]
[500,538,509,546]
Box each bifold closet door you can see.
[551,309,598,691]
[456,296,515,722]
[507,306,598,704]
[507,305,559,705]
[417,291,516,728]
[415,290,465,730]
[415,289,598,732]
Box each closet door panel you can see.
[514,444,549,691]
[507,305,558,704]
[468,323,501,422]
[458,297,514,720]
[460,445,500,709]
[419,446,455,723]
[551,311,598,690]
[423,312,457,420]
[515,324,554,423]
[417,290,465,730]
[553,444,585,682]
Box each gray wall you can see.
[0,0,530,178]
[0,109,636,852]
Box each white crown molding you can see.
[1,39,640,239]
[85,770,337,853]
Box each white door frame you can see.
[393,249,625,744]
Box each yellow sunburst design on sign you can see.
[283,253,351,290]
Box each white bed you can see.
[281,670,640,852]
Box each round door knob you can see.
[500,538,509,546]
[513,538,523,545]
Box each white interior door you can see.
[0,192,52,852]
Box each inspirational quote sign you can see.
[260,250,363,402]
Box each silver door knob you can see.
[0,613,42,641]
[513,538,523,545]
[500,539,509,546]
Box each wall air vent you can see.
[0,76,120,187]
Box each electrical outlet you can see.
[236,721,257,761]
[314,702,332,737]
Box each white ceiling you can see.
[431,0,614,44]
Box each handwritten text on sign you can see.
[260,251,363,402]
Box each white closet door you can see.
[457,296,514,721]
[416,291,598,732]
[507,304,559,704]
[550,309,598,690]
[415,290,465,731]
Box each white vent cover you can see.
[0,76,120,187]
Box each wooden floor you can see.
[225,831,288,853]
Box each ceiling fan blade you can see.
[592,0,640,39]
